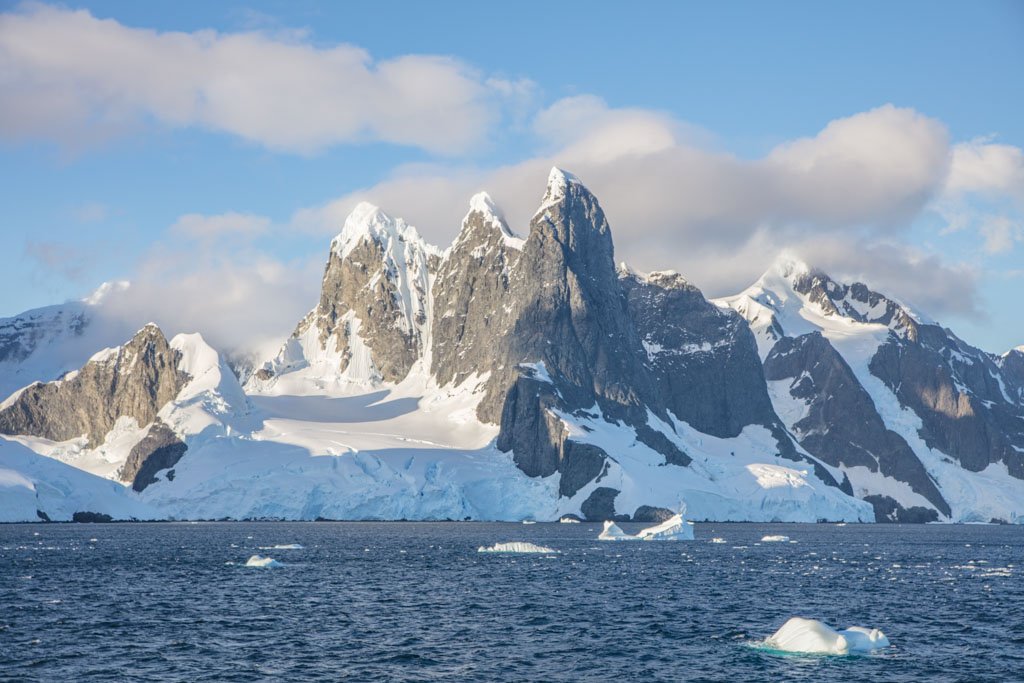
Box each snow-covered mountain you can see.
[0,281,130,401]
[0,169,1020,523]
[718,258,1024,523]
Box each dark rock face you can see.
[494,374,610,498]
[999,349,1024,404]
[119,420,188,492]
[581,487,628,521]
[431,195,521,390]
[0,325,189,447]
[71,511,114,523]
[869,325,1024,479]
[485,171,734,496]
[764,332,950,517]
[864,495,939,524]
[488,171,661,426]
[621,269,778,438]
[632,505,675,523]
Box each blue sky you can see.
[1,0,1021,355]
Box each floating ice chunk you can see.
[763,617,890,655]
[559,517,580,524]
[477,542,560,554]
[710,537,727,544]
[761,535,790,542]
[765,617,848,654]
[598,521,639,541]
[636,514,694,541]
[839,626,890,652]
[521,520,536,525]
[258,544,304,550]
[245,554,282,568]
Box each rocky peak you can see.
[0,324,189,447]
[282,203,439,384]
[637,269,695,292]
[738,255,921,342]
[530,167,614,272]
[431,193,522,388]
[459,192,524,251]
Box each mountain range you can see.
[2,168,1022,523]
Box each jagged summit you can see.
[462,192,523,250]
[642,270,692,290]
[8,164,1022,525]
[535,166,591,219]
[331,201,439,260]
[547,165,583,192]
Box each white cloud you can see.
[946,138,1024,201]
[170,212,270,240]
[42,96,1005,353]
[93,238,321,364]
[0,4,529,154]
[285,101,973,314]
[979,215,1023,254]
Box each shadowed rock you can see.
[119,420,188,492]
[870,325,1024,479]
[765,332,950,518]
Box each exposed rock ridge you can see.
[786,266,920,341]
[0,324,189,447]
[431,193,522,388]
[870,325,1024,478]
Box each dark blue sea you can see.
[1,522,1021,682]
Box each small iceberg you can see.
[478,542,560,554]
[598,515,694,541]
[761,535,790,542]
[762,617,890,655]
[710,537,727,544]
[258,544,304,550]
[559,517,580,524]
[245,554,282,568]
[636,514,694,541]
[521,520,536,525]
[598,521,639,541]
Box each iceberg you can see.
[245,554,282,568]
[761,535,790,542]
[635,513,694,541]
[477,542,560,554]
[710,537,727,544]
[839,626,891,652]
[258,544,304,550]
[559,517,580,524]
[598,520,639,541]
[763,617,890,655]
[598,515,694,541]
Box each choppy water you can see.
[1,522,1021,682]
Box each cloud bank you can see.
[292,100,1007,320]
[0,4,528,154]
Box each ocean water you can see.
[1,522,1021,682]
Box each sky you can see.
[1,0,1022,359]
